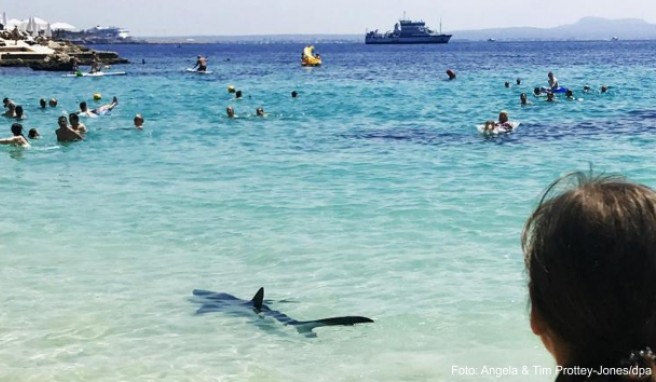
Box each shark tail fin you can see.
[294,316,374,334]
[251,287,264,313]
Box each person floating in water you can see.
[291,91,298,98]
[256,107,265,117]
[78,97,119,118]
[504,81,510,88]
[483,111,514,134]
[39,98,47,109]
[546,92,556,102]
[446,69,456,80]
[48,98,58,107]
[0,123,30,147]
[55,115,84,142]
[516,78,522,85]
[193,55,207,72]
[226,106,235,118]
[601,85,609,94]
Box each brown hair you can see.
[523,172,656,381]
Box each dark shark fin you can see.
[251,287,264,313]
[293,316,374,334]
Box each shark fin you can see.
[251,287,264,313]
[293,316,374,334]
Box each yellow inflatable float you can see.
[301,45,322,67]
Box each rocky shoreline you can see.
[0,39,129,70]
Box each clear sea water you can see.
[2,40,656,381]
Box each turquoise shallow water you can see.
[2,41,656,381]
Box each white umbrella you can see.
[2,12,7,28]
[44,23,52,38]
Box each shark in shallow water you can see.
[192,287,373,336]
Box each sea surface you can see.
[1,40,656,381]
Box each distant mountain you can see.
[451,17,656,41]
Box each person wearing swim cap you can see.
[134,114,144,129]
[193,55,207,72]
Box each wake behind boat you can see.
[365,17,452,44]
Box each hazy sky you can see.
[4,0,656,36]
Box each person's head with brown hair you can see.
[523,172,656,381]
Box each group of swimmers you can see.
[224,87,299,119]
[0,95,145,147]
[464,70,612,135]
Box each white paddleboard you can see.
[186,68,213,74]
[64,71,127,78]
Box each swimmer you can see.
[78,96,118,117]
[256,107,265,117]
[48,98,58,107]
[533,87,545,97]
[497,111,512,128]
[504,81,510,88]
[28,128,40,139]
[483,120,497,134]
[3,98,14,109]
[446,69,456,80]
[69,113,87,135]
[134,114,144,129]
[14,105,25,120]
[39,98,47,109]
[0,123,29,147]
[55,115,83,142]
[291,91,298,98]
[3,102,16,118]
[601,85,608,94]
[520,93,531,106]
[547,71,559,90]
[516,78,522,85]
[546,92,556,102]
[565,89,576,100]
[227,85,236,94]
[235,90,243,99]
[226,106,235,118]
[193,55,207,72]
[583,85,591,93]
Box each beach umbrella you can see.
[44,23,52,38]
[2,12,7,28]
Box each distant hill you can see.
[451,17,656,41]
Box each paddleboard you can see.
[64,71,127,78]
[186,68,213,74]
[476,122,521,136]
